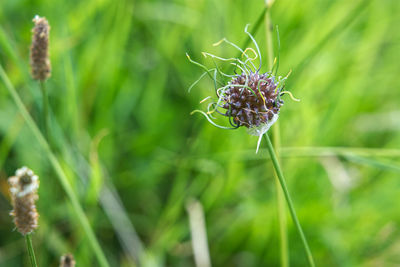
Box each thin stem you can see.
[272,123,288,267]
[0,64,110,267]
[265,3,288,267]
[233,7,268,67]
[265,7,274,69]
[39,81,49,140]
[264,133,315,267]
[25,234,38,267]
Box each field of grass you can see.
[1,0,400,266]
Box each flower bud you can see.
[222,72,282,135]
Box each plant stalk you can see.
[264,133,315,267]
[39,81,49,140]
[25,234,38,267]
[265,3,289,266]
[272,122,289,267]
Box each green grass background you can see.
[1,0,400,266]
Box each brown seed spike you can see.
[60,253,76,267]
[30,15,51,81]
[8,167,40,235]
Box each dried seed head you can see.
[60,253,76,267]
[30,15,51,81]
[8,167,40,235]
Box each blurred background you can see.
[1,0,400,266]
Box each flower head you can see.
[221,72,282,132]
[30,15,51,81]
[188,25,296,152]
[60,253,76,267]
[8,167,40,235]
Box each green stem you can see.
[265,3,288,267]
[240,7,268,54]
[25,234,38,267]
[39,81,49,140]
[264,133,315,267]
[272,123,289,267]
[0,64,110,267]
